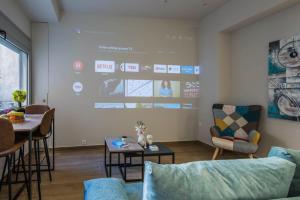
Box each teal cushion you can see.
[287,149,300,197]
[125,182,143,200]
[84,178,129,200]
[268,147,300,197]
[143,158,296,200]
[268,147,294,162]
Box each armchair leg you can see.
[249,154,254,159]
[212,148,220,160]
[219,149,223,157]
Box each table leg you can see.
[109,152,112,177]
[28,131,32,200]
[158,155,161,164]
[104,141,107,177]
[52,118,55,170]
[36,141,42,200]
[142,152,144,181]
[118,153,120,165]
[124,154,127,181]
[172,154,175,164]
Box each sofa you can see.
[84,147,300,200]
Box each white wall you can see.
[231,3,300,155]
[32,14,199,147]
[0,0,31,37]
[197,0,300,156]
[32,23,49,103]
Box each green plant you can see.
[12,90,27,108]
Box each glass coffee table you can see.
[104,138,175,182]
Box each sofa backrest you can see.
[143,157,295,200]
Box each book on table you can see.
[149,145,159,151]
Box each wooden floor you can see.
[0,141,245,200]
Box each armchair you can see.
[210,104,262,159]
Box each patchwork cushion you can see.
[212,104,261,139]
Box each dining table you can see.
[12,114,43,200]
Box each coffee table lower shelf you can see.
[104,139,175,182]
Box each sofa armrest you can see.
[210,126,221,137]
[248,130,261,145]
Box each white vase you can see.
[137,133,146,147]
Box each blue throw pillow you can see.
[84,178,129,200]
[268,147,300,197]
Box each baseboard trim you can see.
[54,140,203,151]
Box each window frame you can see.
[0,37,30,112]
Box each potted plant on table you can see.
[12,90,27,113]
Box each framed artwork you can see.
[268,35,300,121]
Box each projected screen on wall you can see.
[125,80,153,97]
[92,60,200,109]
[69,21,199,110]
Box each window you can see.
[0,38,29,111]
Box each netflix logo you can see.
[95,60,115,73]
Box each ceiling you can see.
[60,0,228,20]
[17,0,229,22]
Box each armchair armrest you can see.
[210,126,221,137]
[248,130,261,145]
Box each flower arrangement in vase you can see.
[12,90,27,113]
[135,121,147,148]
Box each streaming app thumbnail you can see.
[125,103,153,109]
[125,80,153,97]
[154,103,181,109]
[182,81,200,98]
[94,103,124,109]
[120,63,139,72]
[100,79,124,97]
[154,80,180,97]
[194,66,200,74]
[141,65,152,73]
[181,66,194,75]
[154,64,167,73]
[167,65,181,74]
[182,103,193,109]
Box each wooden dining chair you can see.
[25,104,50,115]
[15,108,55,200]
[0,118,29,200]
[15,104,50,176]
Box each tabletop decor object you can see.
[135,121,147,148]
[7,111,25,123]
[12,90,27,112]
[147,134,153,145]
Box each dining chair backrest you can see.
[0,118,15,152]
[40,108,55,136]
[25,104,50,114]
